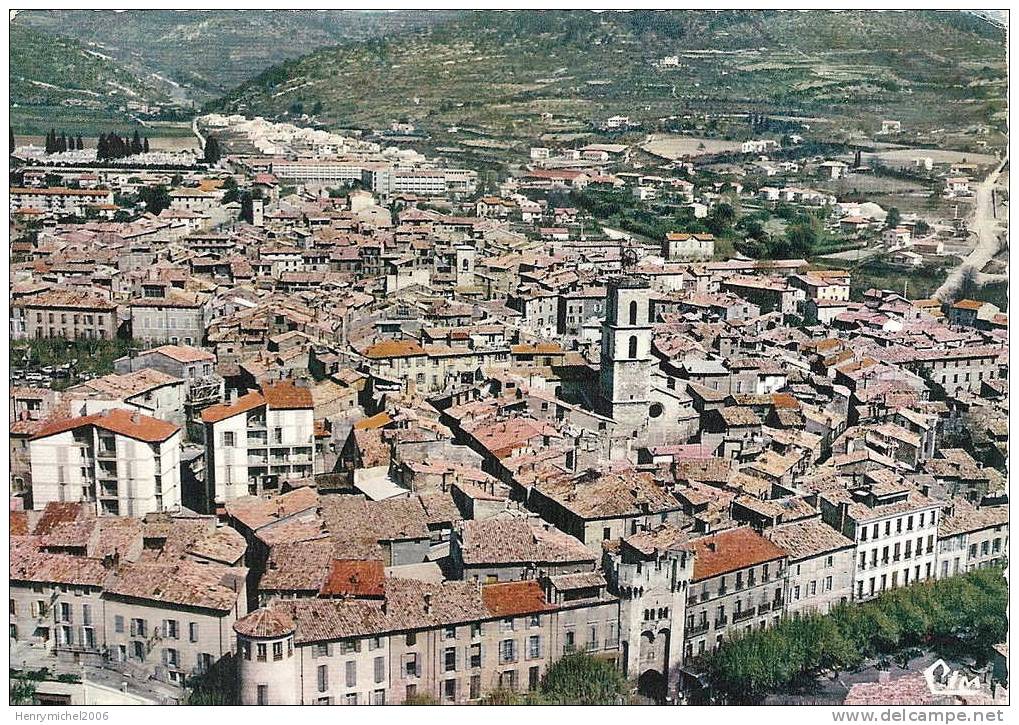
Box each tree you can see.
[143,137,150,153]
[784,221,818,258]
[131,129,143,155]
[138,185,171,215]
[203,136,221,165]
[10,674,37,705]
[539,652,628,705]
[9,126,15,154]
[885,207,902,229]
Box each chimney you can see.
[423,592,433,614]
[131,411,141,425]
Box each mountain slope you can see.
[13,9,459,102]
[10,24,173,109]
[207,10,1006,140]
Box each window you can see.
[406,632,417,647]
[470,675,481,700]
[444,646,457,672]
[444,625,457,640]
[470,643,482,669]
[257,685,268,706]
[372,689,385,705]
[603,527,611,540]
[345,660,357,688]
[189,622,199,643]
[628,300,638,325]
[344,693,357,706]
[628,335,638,358]
[314,642,331,658]
[471,622,482,639]
[528,635,541,659]
[501,618,514,632]
[374,656,385,684]
[114,615,124,634]
[500,639,516,664]
[443,679,456,702]
[164,619,179,639]
[404,653,418,678]
[587,624,598,651]
[222,431,235,447]
[256,643,267,662]
[317,665,328,692]
[273,641,283,661]
[164,648,179,668]
[528,615,540,628]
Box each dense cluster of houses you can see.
[8,114,1008,706]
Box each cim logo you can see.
[923,659,983,696]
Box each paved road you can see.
[934,155,1008,301]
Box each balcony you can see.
[772,595,784,608]
[713,616,728,629]
[758,601,772,615]
[733,607,756,624]
[687,620,710,637]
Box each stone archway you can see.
[638,668,667,703]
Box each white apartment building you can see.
[271,160,365,183]
[30,408,182,517]
[201,381,315,504]
[10,186,114,215]
[820,476,942,601]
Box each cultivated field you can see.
[641,134,742,160]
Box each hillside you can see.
[9,24,186,136]
[206,10,1007,144]
[12,10,458,102]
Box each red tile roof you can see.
[201,390,265,423]
[32,408,180,443]
[482,580,555,618]
[260,380,313,410]
[233,608,296,639]
[320,559,385,598]
[353,412,392,430]
[362,339,427,359]
[150,344,216,363]
[690,527,787,582]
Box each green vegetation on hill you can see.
[206,10,1006,141]
[13,10,457,101]
[704,567,1007,703]
[9,24,181,134]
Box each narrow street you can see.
[934,155,1008,301]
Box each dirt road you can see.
[934,156,1008,301]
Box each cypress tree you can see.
[143,137,149,153]
[132,129,142,155]
[76,135,84,151]
[97,133,107,160]
[9,127,14,154]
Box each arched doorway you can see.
[638,669,667,703]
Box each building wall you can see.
[23,306,117,340]
[684,560,786,659]
[131,305,207,346]
[783,548,855,617]
[846,506,941,600]
[294,636,389,705]
[102,596,243,684]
